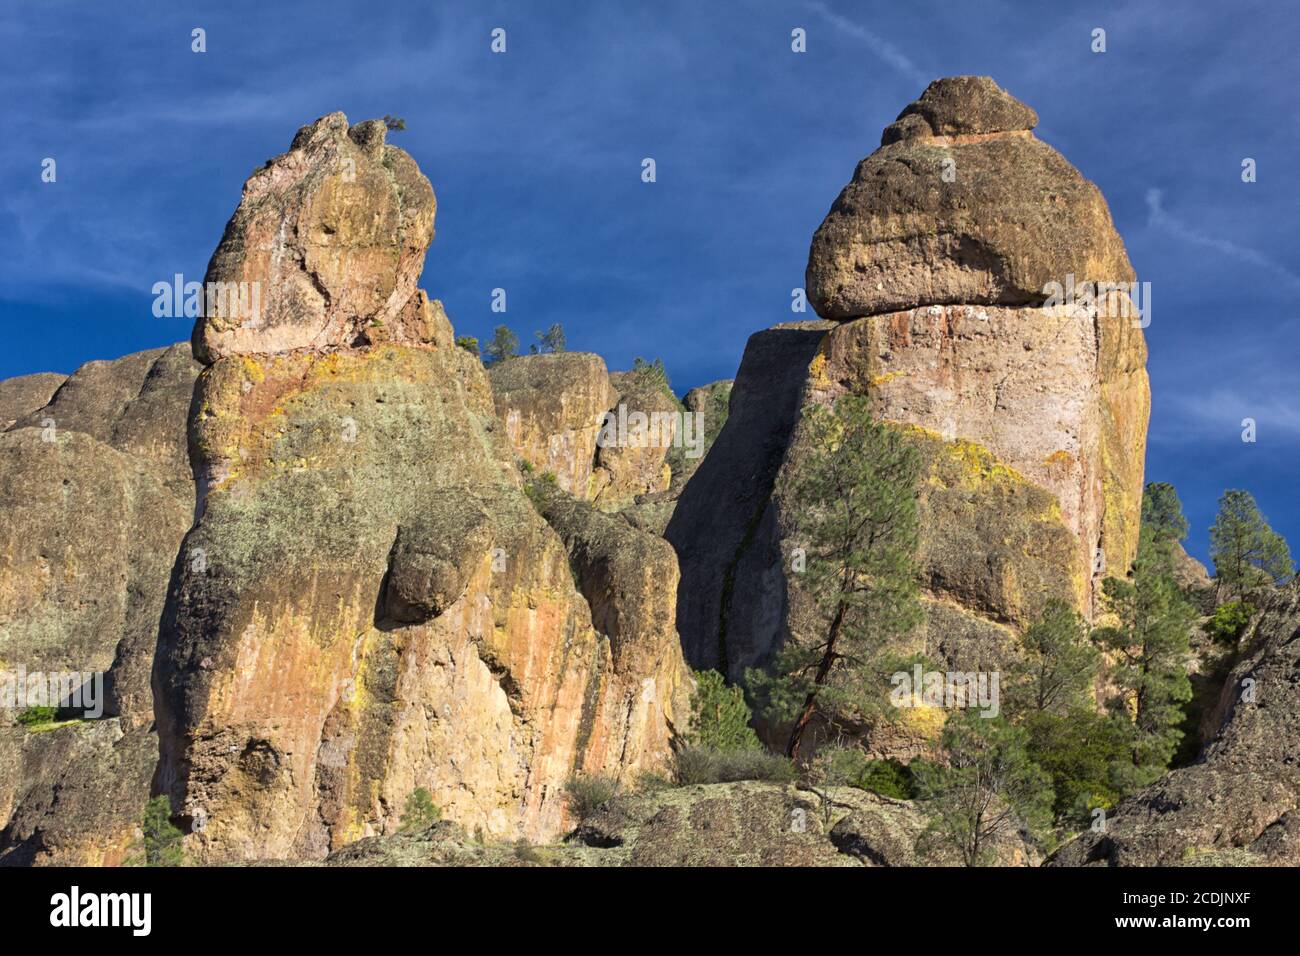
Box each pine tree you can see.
[399,787,441,832]
[532,323,566,354]
[483,325,519,365]
[1007,599,1099,716]
[687,669,761,751]
[1210,489,1294,599]
[1093,551,1195,789]
[140,796,185,867]
[1141,481,1189,554]
[746,395,921,760]
[914,713,1053,865]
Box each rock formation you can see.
[487,354,727,525]
[149,114,690,861]
[806,75,1134,320]
[667,77,1150,758]
[1051,579,1300,866]
[324,780,1037,867]
[0,345,199,864]
[194,113,436,363]
[488,352,616,498]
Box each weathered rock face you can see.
[809,299,1148,612]
[807,76,1136,320]
[1051,579,1300,866]
[0,346,199,865]
[531,489,690,694]
[0,373,65,429]
[193,113,436,364]
[619,378,733,536]
[487,353,616,499]
[153,115,690,862]
[324,780,1037,867]
[669,79,1150,750]
[591,370,680,511]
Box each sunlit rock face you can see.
[193,113,436,364]
[151,114,690,862]
[669,79,1149,762]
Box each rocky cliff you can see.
[1051,578,1300,866]
[149,114,692,861]
[666,78,1150,759]
[0,345,199,864]
[1,114,692,866]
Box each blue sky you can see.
[2,0,1296,565]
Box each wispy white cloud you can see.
[1145,187,1300,289]
[805,1,929,89]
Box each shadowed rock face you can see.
[1051,580,1300,867]
[665,323,832,673]
[152,114,690,862]
[0,346,199,865]
[807,76,1136,320]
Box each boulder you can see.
[807,77,1135,320]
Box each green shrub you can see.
[687,669,761,752]
[513,839,548,864]
[1205,600,1254,644]
[399,787,441,832]
[857,758,917,799]
[455,335,480,358]
[141,796,185,867]
[1023,709,1129,824]
[673,746,795,785]
[16,705,57,727]
[565,774,620,818]
[523,470,559,508]
[811,745,916,798]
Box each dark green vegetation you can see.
[400,787,442,832]
[1210,489,1294,599]
[674,463,1294,864]
[137,796,184,867]
[745,395,922,760]
[483,325,520,365]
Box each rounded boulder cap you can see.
[881,76,1039,144]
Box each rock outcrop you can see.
[0,373,65,429]
[487,352,616,499]
[1051,579,1300,866]
[807,76,1135,320]
[194,113,436,364]
[151,114,690,862]
[667,78,1150,758]
[591,369,680,511]
[0,346,199,864]
[324,780,1037,867]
